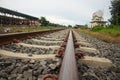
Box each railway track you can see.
[0,29,119,80]
[0,29,63,46]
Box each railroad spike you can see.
[75,52,84,58]
[13,39,20,43]
[74,43,79,48]
[55,49,64,58]
[41,74,57,80]
[60,42,66,48]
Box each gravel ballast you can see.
[76,30,120,80]
[0,56,61,80]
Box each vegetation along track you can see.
[0,29,120,80]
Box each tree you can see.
[39,16,67,27]
[109,0,120,25]
[68,25,72,27]
[40,17,49,26]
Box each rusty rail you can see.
[0,29,63,45]
[58,30,79,80]
[41,30,82,80]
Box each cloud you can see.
[43,16,76,26]
[0,0,111,25]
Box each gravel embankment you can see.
[76,30,120,80]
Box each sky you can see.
[0,0,111,26]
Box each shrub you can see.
[91,26,104,31]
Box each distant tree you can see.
[84,24,88,27]
[39,16,67,27]
[48,22,67,27]
[40,17,49,26]
[109,0,120,25]
[68,25,72,27]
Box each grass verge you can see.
[0,25,63,34]
[76,28,120,44]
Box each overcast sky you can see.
[0,0,111,26]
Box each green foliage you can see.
[91,25,120,36]
[80,26,88,29]
[39,16,67,27]
[99,28,120,36]
[68,25,72,27]
[91,26,104,31]
[109,0,120,25]
[48,23,66,27]
[39,17,49,26]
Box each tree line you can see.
[39,17,66,27]
[109,0,120,25]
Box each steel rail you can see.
[58,30,79,80]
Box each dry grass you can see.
[77,29,120,44]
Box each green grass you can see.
[99,28,120,36]
[77,25,120,43]
[91,25,120,36]
[77,28,120,44]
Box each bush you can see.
[80,26,88,29]
[91,25,120,36]
[91,26,104,31]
